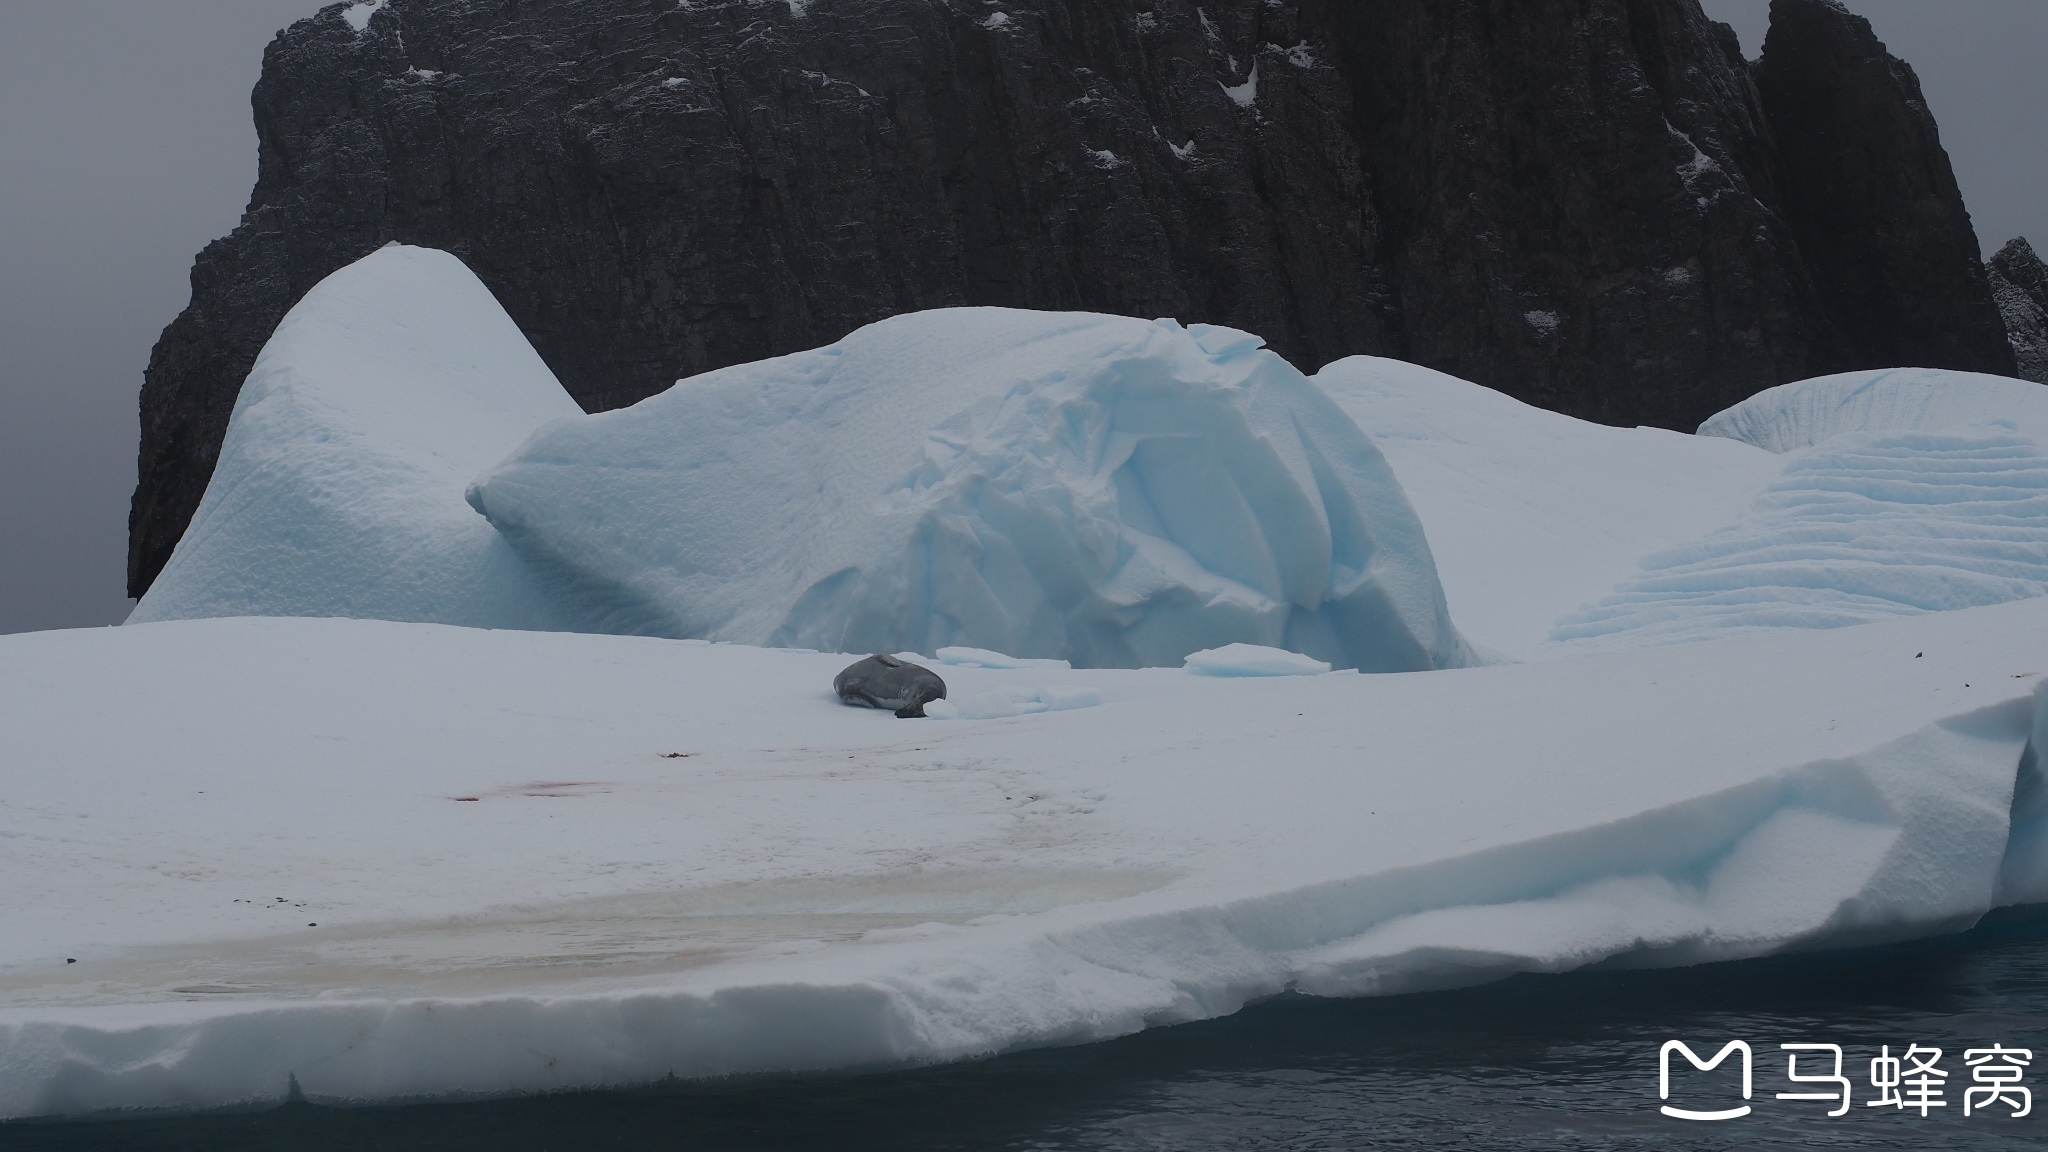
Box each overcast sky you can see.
[0,1,2043,635]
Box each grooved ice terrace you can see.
[6,247,2047,1117]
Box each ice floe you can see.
[2,600,2042,1115]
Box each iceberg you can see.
[468,309,1471,672]
[1698,366,2048,452]
[1,600,2043,1116]
[129,245,582,630]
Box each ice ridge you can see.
[1548,428,2048,650]
[1699,366,2048,453]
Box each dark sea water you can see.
[12,908,2048,1151]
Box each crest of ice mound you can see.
[1549,427,2048,651]
[1698,367,2048,452]
[468,309,1472,670]
[131,245,582,629]
[934,646,1070,670]
[1183,643,1332,676]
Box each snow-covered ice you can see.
[1183,642,1331,676]
[1321,358,2048,658]
[1313,356,1784,659]
[130,245,582,631]
[1699,367,2048,452]
[934,646,1069,670]
[1548,427,2048,651]
[2,601,2043,1116]
[928,682,1104,720]
[470,309,1471,672]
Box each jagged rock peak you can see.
[1990,238,2048,383]
[1753,0,2014,380]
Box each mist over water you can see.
[12,908,2046,1151]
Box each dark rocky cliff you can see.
[129,0,2015,597]
[1990,238,2048,383]
[1753,0,2013,378]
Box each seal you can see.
[834,654,948,718]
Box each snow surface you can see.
[129,245,582,631]
[2,602,2043,1116]
[469,309,1471,672]
[1548,427,2048,651]
[1699,367,2048,452]
[1312,356,1784,659]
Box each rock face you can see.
[1753,0,2014,379]
[129,0,2016,598]
[1990,238,2048,383]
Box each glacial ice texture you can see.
[129,245,582,630]
[469,309,1471,671]
[1548,428,2048,651]
[1698,367,2048,453]
[1312,356,1783,659]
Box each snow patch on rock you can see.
[1221,62,1259,108]
[340,0,383,32]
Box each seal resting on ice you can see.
[834,655,948,718]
